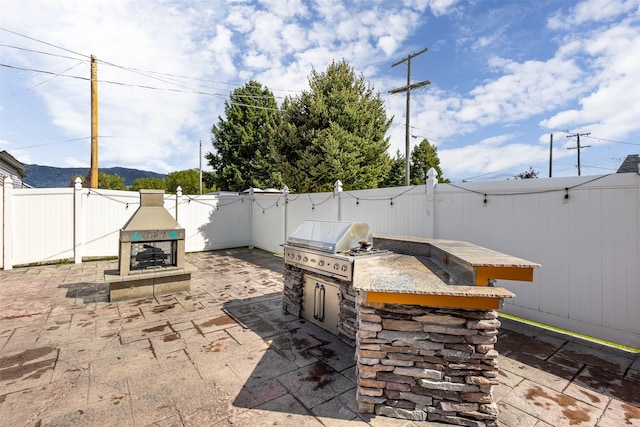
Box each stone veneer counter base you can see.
[355,300,503,426]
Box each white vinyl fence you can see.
[1,172,638,348]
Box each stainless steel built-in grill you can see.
[284,220,385,281]
[283,220,389,336]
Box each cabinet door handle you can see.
[318,284,325,322]
[313,282,319,319]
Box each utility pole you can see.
[567,132,591,176]
[90,54,98,188]
[549,133,553,177]
[199,140,203,195]
[389,48,430,186]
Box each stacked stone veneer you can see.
[282,263,503,427]
[282,264,304,317]
[356,299,501,427]
[282,264,358,346]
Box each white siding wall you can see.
[81,189,140,258]
[175,194,251,252]
[12,188,75,264]
[339,186,428,237]
[433,174,640,347]
[251,193,286,254]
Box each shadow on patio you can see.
[221,292,362,425]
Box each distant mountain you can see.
[24,165,166,188]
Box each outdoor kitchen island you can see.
[283,222,539,427]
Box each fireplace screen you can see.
[130,241,177,270]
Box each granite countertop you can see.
[352,253,515,299]
[374,234,541,269]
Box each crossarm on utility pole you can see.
[389,48,430,186]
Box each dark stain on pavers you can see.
[152,303,176,314]
[622,403,640,425]
[575,366,640,405]
[292,337,311,351]
[507,351,579,380]
[304,362,334,391]
[578,388,602,405]
[557,347,626,375]
[200,315,237,328]
[143,323,170,333]
[1,313,42,320]
[163,333,180,342]
[495,330,561,359]
[525,385,591,425]
[202,341,225,353]
[0,347,57,382]
[0,347,56,369]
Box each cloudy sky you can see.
[1,0,639,183]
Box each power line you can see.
[0,44,88,62]
[0,27,88,59]
[0,63,281,111]
[583,134,640,146]
[0,61,85,100]
[0,28,296,100]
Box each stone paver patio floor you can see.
[0,248,638,426]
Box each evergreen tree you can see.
[380,150,406,187]
[207,81,282,192]
[271,60,392,192]
[410,139,449,184]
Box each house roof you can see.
[0,150,26,178]
[616,154,640,173]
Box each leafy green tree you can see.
[165,169,208,194]
[380,150,406,187]
[207,80,283,192]
[98,172,127,190]
[131,177,166,191]
[271,60,392,192]
[410,139,449,184]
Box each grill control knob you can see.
[341,264,348,271]
[334,263,339,270]
[318,260,324,266]
[303,256,308,262]
[296,255,301,261]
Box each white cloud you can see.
[548,0,640,29]
[439,137,549,178]
[426,0,461,17]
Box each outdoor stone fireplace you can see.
[105,189,196,302]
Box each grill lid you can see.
[286,220,372,253]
